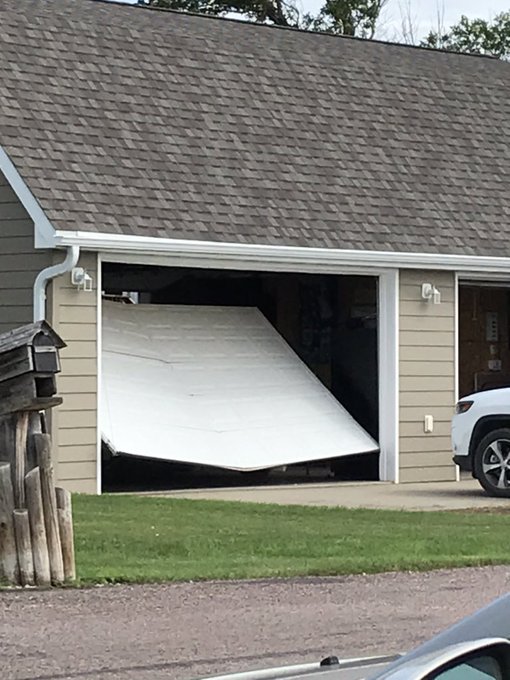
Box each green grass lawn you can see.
[73,494,510,585]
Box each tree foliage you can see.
[141,0,386,35]
[421,12,510,59]
[144,0,296,25]
[302,0,386,38]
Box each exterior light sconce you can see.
[71,267,93,292]
[421,283,441,305]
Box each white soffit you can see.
[101,301,378,470]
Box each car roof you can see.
[204,593,510,680]
[367,592,510,679]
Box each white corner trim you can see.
[454,272,459,406]
[96,253,103,496]
[0,145,57,248]
[378,270,399,483]
[454,272,460,482]
[54,229,510,274]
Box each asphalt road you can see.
[1,566,509,680]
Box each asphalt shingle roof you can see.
[1,0,510,255]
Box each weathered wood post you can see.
[27,412,42,471]
[15,412,29,508]
[25,467,51,586]
[13,509,35,586]
[56,487,76,582]
[0,321,73,587]
[0,463,18,584]
[35,434,64,584]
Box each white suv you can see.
[452,387,510,497]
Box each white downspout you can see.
[33,245,80,321]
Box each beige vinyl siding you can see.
[399,269,457,482]
[49,252,99,494]
[0,171,51,333]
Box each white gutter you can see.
[52,230,510,274]
[33,246,80,321]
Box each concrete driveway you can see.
[153,479,510,511]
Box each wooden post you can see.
[40,411,48,435]
[26,412,42,472]
[0,463,18,584]
[34,434,64,584]
[15,412,29,508]
[13,509,35,586]
[25,467,51,587]
[0,413,16,490]
[56,488,76,582]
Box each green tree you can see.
[143,0,297,25]
[422,11,510,59]
[141,0,386,34]
[303,0,386,38]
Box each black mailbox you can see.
[32,334,61,374]
[0,321,66,416]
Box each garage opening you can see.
[459,283,510,398]
[101,264,380,490]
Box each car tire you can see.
[473,428,510,498]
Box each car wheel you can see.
[473,428,510,498]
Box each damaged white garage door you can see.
[101,301,378,470]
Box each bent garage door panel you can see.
[101,302,377,470]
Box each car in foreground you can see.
[452,387,510,497]
[203,592,510,679]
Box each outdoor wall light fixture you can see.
[421,283,441,305]
[71,267,93,292]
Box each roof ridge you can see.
[87,0,501,61]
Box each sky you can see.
[371,0,510,41]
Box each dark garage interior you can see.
[459,284,510,398]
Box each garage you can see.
[100,264,381,490]
[12,0,510,494]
